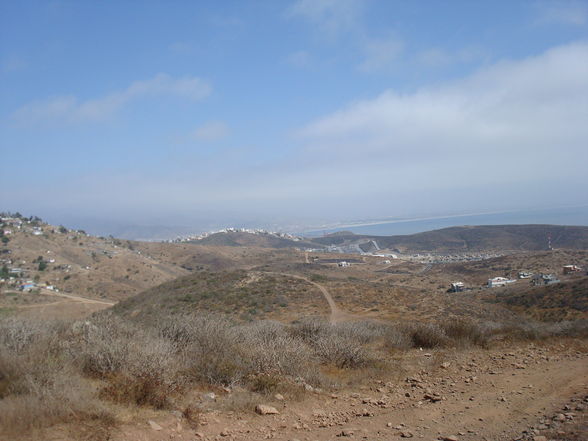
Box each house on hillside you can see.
[449,282,465,292]
[518,271,533,279]
[487,277,516,288]
[562,265,582,274]
[20,282,37,292]
[532,273,560,286]
[337,261,350,268]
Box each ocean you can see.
[304,206,588,237]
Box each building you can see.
[518,271,533,279]
[20,282,37,292]
[487,277,516,288]
[532,273,560,286]
[562,265,582,274]
[449,282,465,292]
[337,261,350,268]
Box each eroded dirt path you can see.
[110,342,588,441]
[5,289,116,319]
[265,271,355,323]
[39,289,116,305]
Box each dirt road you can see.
[6,289,116,319]
[111,342,588,441]
[40,289,116,305]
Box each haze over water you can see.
[305,206,588,237]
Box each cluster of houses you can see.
[172,228,302,243]
[449,263,582,292]
[406,252,506,264]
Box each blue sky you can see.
[1,0,587,235]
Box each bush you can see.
[76,315,183,408]
[0,319,112,436]
[442,320,489,348]
[404,323,449,348]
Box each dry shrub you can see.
[0,318,113,437]
[239,320,315,377]
[182,404,201,429]
[404,322,449,348]
[290,318,378,369]
[249,373,281,394]
[442,320,489,348]
[77,315,184,408]
[489,319,588,341]
[176,314,246,386]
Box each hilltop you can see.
[189,230,317,249]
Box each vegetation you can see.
[112,271,325,320]
[2,308,586,438]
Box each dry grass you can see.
[0,312,585,437]
[0,318,114,439]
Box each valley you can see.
[1,215,587,441]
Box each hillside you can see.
[308,224,588,253]
[485,276,588,321]
[111,270,329,322]
[0,215,188,304]
[192,231,317,249]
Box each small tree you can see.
[38,261,47,271]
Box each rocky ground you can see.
[50,340,585,441]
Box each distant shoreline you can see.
[301,205,588,237]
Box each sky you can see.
[1,0,588,236]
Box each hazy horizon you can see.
[2,1,587,234]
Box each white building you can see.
[337,261,350,268]
[449,282,465,292]
[487,277,516,288]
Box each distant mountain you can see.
[307,225,588,253]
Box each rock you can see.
[338,429,354,436]
[220,428,230,437]
[202,392,216,401]
[274,393,285,401]
[400,431,413,438]
[170,410,183,418]
[440,436,458,441]
[441,362,451,369]
[255,404,280,415]
[424,392,442,402]
[554,413,565,422]
[148,420,162,431]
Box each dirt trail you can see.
[108,343,587,441]
[39,289,116,306]
[265,271,355,323]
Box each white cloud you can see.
[534,0,588,26]
[358,36,404,72]
[12,73,212,126]
[296,42,588,191]
[287,0,362,37]
[190,121,230,141]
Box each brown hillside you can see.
[309,224,588,252]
